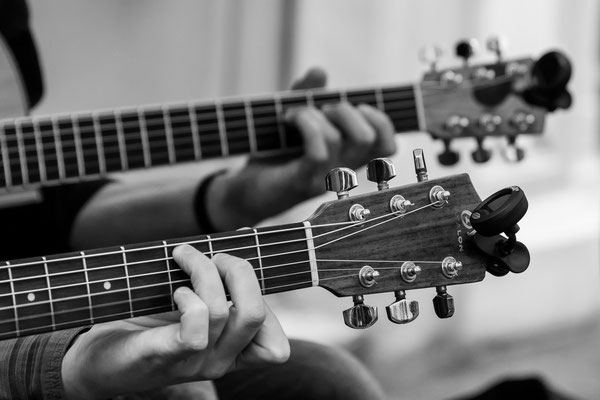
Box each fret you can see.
[120,111,145,169]
[161,106,176,164]
[91,113,107,174]
[272,94,287,149]
[80,252,94,324]
[3,124,22,186]
[97,114,124,172]
[222,101,251,155]
[374,87,385,112]
[121,243,173,316]
[339,88,348,102]
[83,247,129,323]
[42,257,56,331]
[56,117,80,179]
[21,121,42,184]
[14,121,29,184]
[51,117,66,180]
[256,223,312,294]
[121,246,134,318]
[168,106,196,163]
[194,104,222,159]
[413,83,426,132]
[10,257,52,335]
[305,90,314,107]
[186,103,201,160]
[251,98,282,153]
[215,101,229,156]
[243,99,257,155]
[253,229,265,294]
[70,115,85,177]
[136,109,151,167]
[46,252,92,329]
[6,262,19,337]
[113,110,128,170]
[0,262,17,339]
[163,241,175,311]
[31,121,46,183]
[209,230,262,283]
[0,122,11,187]
[76,115,101,176]
[165,237,211,292]
[143,109,170,167]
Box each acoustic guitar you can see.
[0,37,571,195]
[0,151,531,338]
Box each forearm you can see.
[0,328,85,400]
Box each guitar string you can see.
[0,74,514,172]
[0,203,438,300]
[0,270,392,337]
[0,200,436,273]
[0,87,418,146]
[0,201,446,317]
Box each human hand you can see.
[206,68,397,231]
[61,245,289,400]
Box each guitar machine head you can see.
[309,149,529,329]
[418,36,571,166]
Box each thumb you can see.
[290,67,327,90]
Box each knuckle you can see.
[239,303,267,329]
[209,305,230,322]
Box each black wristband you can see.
[194,170,227,234]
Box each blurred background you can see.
[28,0,600,398]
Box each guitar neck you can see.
[0,222,318,340]
[0,84,419,191]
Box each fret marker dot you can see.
[27,293,35,302]
[104,281,111,290]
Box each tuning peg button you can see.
[438,139,460,166]
[386,291,419,324]
[367,158,396,190]
[456,39,479,65]
[343,295,378,329]
[419,44,443,72]
[433,286,455,318]
[502,136,526,162]
[486,35,508,61]
[471,138,492,163]
[325,168,358,199]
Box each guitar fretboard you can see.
[0,222,315,340]
[0,85,419,191]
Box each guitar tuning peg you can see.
[502,136,525,162]
[367,158,396,190]
[486,35,508,61]
[471,138,492,163]
[455,38,479,66]
[419,44,443,72]
[325,167,358,199]
[432,286,455,318]
[343,295,378,329]
[412,149,429,182]
[437,139,460,166]
[386,290,419,324]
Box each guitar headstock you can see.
[418,38,571,165]
[306,151,530,328]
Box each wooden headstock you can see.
[304,153,530,327]
[418,49,571,165]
